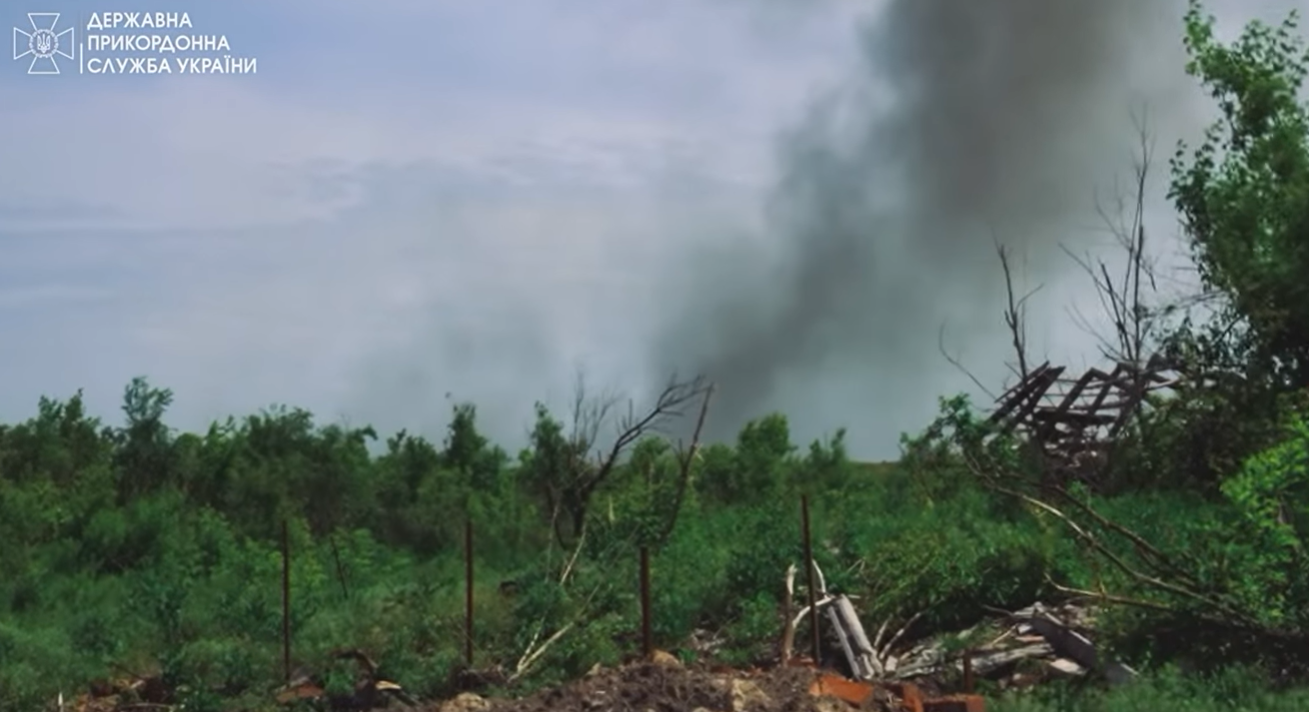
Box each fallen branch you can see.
[1045,485,1204,591]
[509,583,606,683]
[785,558,834,638]
[1047,578,1191,615]
[811,560,828,598]
[791,595,838,631]
[972,460,1263,630]
[559,526,586,585]
[877,610,924,661]
[510,621,577,683]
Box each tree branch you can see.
[656,383,715,545]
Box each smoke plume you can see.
[654,0,1196,452]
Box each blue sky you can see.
[0,0,1299,456]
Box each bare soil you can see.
[425,661,901,712]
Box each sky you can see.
[0,0,1302,459]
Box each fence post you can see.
[281,519,291,684]
[801,495,820,665]
[639,546,653,658]
[465,518,474,668]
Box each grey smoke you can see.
[655,0,1202,452]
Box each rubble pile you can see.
[53,600,1136,712]
[425,658,979,712]
[892,602,1137,690]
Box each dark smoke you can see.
[655,0,1190,451]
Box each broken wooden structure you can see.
[987,355,1179,483]
[777,557,1138,703]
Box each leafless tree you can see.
[939,234,1042,401]
[539,370,712,551]
[513,372,712,681]
[996,233,1042,383]
[1064,110,1160,370]
[655,383,714,546]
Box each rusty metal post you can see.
[639,546,653,658]
[280,519,291,684]
[801,495,820,665]
[464,518,474,668]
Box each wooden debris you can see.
[1010,603,1137,685]
[1047,659,1087,676]
[778,575,1136,697]
[827,594,880,680]
[988,356,1177,485]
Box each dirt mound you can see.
[431,661,900,712]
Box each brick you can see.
[807,673,874,705]
[886,682,923,712]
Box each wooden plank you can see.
[990,364,1056,423]
[1030,411,1116,426]
[826,595,878,679]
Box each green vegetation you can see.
[3,2,1308,710]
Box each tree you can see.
[916,2,1309,676]
[520,372,711,549]
[113,377,176,500]
[1169,0,1309,389]
[441,403,506,493]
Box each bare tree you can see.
[996,234,1041,383]
[655,383,714,546]
[511,372,712,682]
[938,235,1042,400]
[1064,110,1160,369]
[536,371,712,550]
